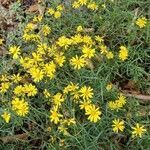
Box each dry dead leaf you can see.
[37,4,45,15]
[123,80,140,95]
[0,0,10,7]
[27,4,39,12]
[20,77,33,84]
[26,4,45,15]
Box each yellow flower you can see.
[1,74,9,82]
[29,67,44,82]
[100,45,108,54]
[85,104,101,123]
[112,119,125,133]
[0,38,4,45]
[47,8,55,15]
[37,43,47,55]
[71,91,80,101]
[31,52,43,65]
[131,123,146,138]
[70,55,86,70]
[106,51,114,59]
[63,87,70,94]
[136,17,147,28]
[11,73,22,83]
[72,1,80,9]
[9,46,21,59]
[48,44,57,54]
[57,36,72,49]
[57,5,64,11]
[95,36,104,43]
[108,101,118,110]
[83,35,93,45]
[78,0,87,6]
[33,15,42,22]
[54,11,61,19]
[23,33,40,42]
[12,98,29,116]
[108,94,126,111]
[77,25,83,32]
[43,61,56,79]
[119,46,128,61]
[54,52,66,67]
[53,93,64,107]
[63,82,79,94]
[22,33,31,41]
[71,34,83,44]
[43,89,51,98]
[102,4,106,9]
[50,108,63,124]
[106,83,113,91]
[0,82,10,93]
[69,82,79,92]
[24,83,37,97]
[1,112,11,123]
[41,25,51,36]
[79,100,91,110]
[24,23,35,32]
[21,58,34,69]
[87,2,98,10]
[13,85,24,96]
[58,125,69,135]
[82,45,95,58]
[116,93,126,107]
[80,86,93,100]
[67,118,76,126]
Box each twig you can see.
[123,90,150,103]
[0,133,29,143]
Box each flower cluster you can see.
[108,93,126,110]
[72,0,100,10]
[0,1,148,142]
[48,83,101,134]
[112,119,146,138]
[14,83,37,97]
[47,4,64,19]
[12,98,29,117]
[50,82,101,124]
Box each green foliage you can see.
[0,0,150,149]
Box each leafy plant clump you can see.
[0,0,149,149]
